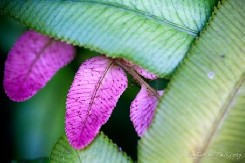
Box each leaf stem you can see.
[114,59,160,99]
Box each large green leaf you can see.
[139,0,245,162]
[0,0,217,77]
[50,132,132,163]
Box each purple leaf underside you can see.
[4,30,75,101]
[130,86,163,136]
[66,56,128,149]
[122,59,157,80]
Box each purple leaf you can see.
[130,86,163,136]
[133,65,158,80]
[3,30,75,102]
[121,59,157,80]
[66,56,128,149]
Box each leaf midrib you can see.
[68,0,198,37]
[195,74,245,163]
[79,59,114,136]
[18,39,54,92]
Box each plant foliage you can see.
[50,132,132,163]
[1,0,244,162]
[0,0,217,77]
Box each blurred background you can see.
[0,15,168,162]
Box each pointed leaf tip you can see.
[130,86,163,136]
[3,30,75,102]
[65,56,128,149]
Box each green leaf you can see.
[139,0,245,162]
[0,0,217,77]
[50,132,132,163]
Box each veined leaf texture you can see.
[66,56,128,149]
[139,0,245,162]
[3,30,75,101]
[2,0,244,162]
[50,133,132,162]
[0,0,217,77]
[130,86,163,136]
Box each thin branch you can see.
[114,59,160,99]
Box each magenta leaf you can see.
[121,59,157,80]
[3,30,75,102]
[133,65,158,80]
[130,86,163,136]
[66,56,128,149]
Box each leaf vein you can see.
[75,0,198,36]
[195,74,245,163]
